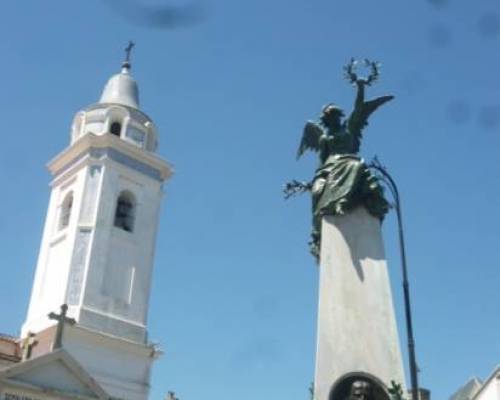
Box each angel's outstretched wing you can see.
[297,121,324,159]
[347,95,394,136]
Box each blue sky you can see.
[0,0,499,399]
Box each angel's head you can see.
[321,103,344,129]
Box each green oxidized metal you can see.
[288,59,393,260]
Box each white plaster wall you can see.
[22,188,58,336]
[66,165,103,308]
[78,108,107,140]
[22,168,87,336]
[314,207,406,400]
[476,375,500,400]
[23,147,164,345]
[83,121,104,136]
[63,325,154,400]
[79,156,162,342]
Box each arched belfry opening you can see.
[110,121,122,137]
[114,190,136,232]
[329,373,390,400]
[59,192,73,230]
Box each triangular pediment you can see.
[0,349,109,400]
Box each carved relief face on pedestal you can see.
[349,381,372,400]
[330,375,391,400]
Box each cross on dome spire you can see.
[99,42,140,108]
[122,40,135,72]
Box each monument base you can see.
[314,207,406,400]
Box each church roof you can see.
[0,333,20,364]
[0,333,17,340]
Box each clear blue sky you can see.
[0,0,499,399]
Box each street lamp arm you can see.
[368,157,420,400]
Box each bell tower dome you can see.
[99,64,140,109]
[70,47,158,153]
[21,44,171,400]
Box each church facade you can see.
[0,52,171,400]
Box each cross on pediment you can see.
[48,304,76,350]
[20,332,38,361]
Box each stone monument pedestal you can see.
[314,207,406,400]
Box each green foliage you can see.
[388,381,406,400]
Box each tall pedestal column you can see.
[314,207,406,400]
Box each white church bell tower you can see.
[21,44,171,400]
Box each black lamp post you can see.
[368,157,420,400]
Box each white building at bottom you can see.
[0,52,172,400]
[449,366,500,400]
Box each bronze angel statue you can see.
[285,59,392,259]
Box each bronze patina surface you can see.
[286,59,393,259]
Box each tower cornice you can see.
[48,133,173,181]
